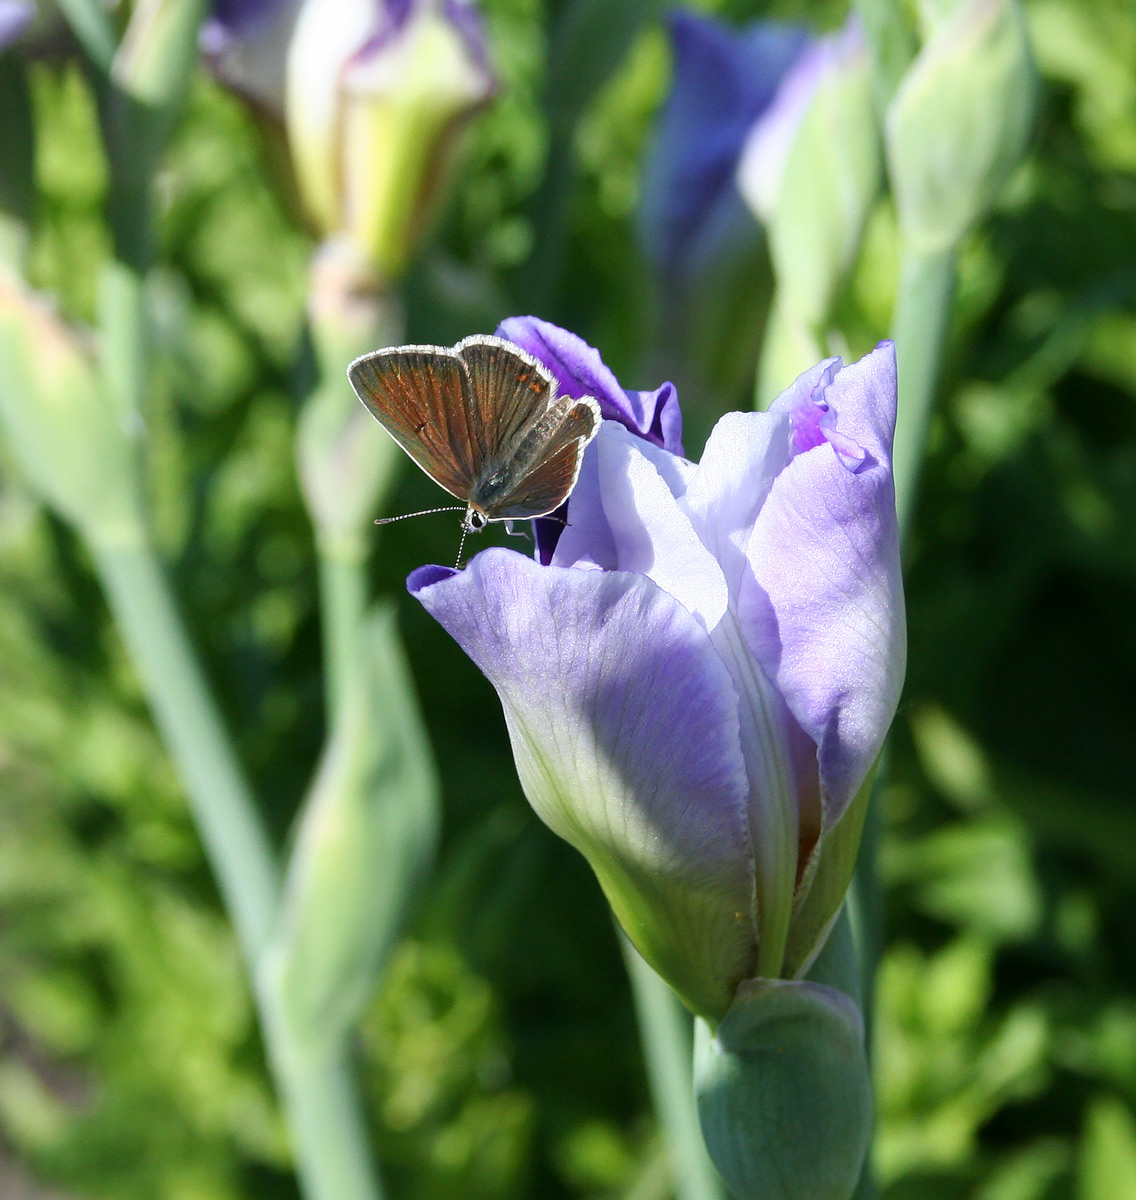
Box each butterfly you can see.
[347,335,601,557]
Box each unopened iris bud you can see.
[886,0,1036,254]
[285,0,493,279]
[0,268,141,543]
[738,18,879,334]
[261,607,438,1052]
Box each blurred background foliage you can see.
[1,0,1136,1197]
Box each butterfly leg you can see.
[504,520,532,541]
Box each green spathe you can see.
[0,267,142,544]
[695,973,871,1200]
[886,0,1036,253]
[261,607,439,1056]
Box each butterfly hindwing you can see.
[474,394,601,519]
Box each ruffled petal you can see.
[739,343,904,825]
[410,548,758,1020]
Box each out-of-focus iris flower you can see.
[737,18,876,312]
[736,17,880,397]
[203,0,494,278]
[409,319,906,1023]
[0,0,34,49]
[639,10,809,281]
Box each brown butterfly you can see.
[348,335,601,556]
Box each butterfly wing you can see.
[453,335,560,464]
[476,393,601,520]
[348,346,479,501]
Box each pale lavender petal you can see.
[682,410,792,600]
[549,437,617,572]
[410,548,757,1020]
[591,424,727,632]
[0,0,33,48]
[739,343,904,826]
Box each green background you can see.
[2,0,1136,1197]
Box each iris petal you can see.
[411,548,758,1020]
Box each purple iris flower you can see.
[408,320,905,1021]
[0,0,34,49]
[638,10,810,280]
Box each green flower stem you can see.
[621,935,724,1200]
[90,534,280,964]
[258,984,385,1200]
[91,530,386,1200]
[890,242,958,537]
[317,532,370,721]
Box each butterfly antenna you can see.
[375,505,467,525]
[454,525,470,570]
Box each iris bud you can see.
[260,607,438,1053]
[285,0,493,279]
[0,268,142,544]
[886,0,1036,254]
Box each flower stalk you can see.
[621,936,725,1200]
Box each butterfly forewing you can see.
[454,336,560,465]
[348,348,480,501]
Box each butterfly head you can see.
[462,505,490,534]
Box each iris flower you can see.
[639,10,809,281]
[409,320,905,1021]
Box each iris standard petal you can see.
[496,315,683,453]
[410,548,758,1020]
[739,343,904,826]
[683,410,792,599]
[592,424,727,633]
